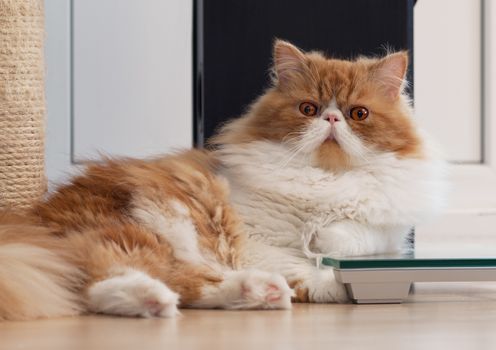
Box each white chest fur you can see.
[217,141,447,256]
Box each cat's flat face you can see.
[213,40,423,171]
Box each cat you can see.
[0,40,446,320]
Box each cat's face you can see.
[214,40,423,171]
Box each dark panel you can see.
[195,0,414,145]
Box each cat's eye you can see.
[349,106,369,121]
[299,102,318,117]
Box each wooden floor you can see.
[2,283,496,350]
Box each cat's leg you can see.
[63,223,181,318]
[87,267,180,318]
[188,269,293,310]
[75,221,290,315]
[130,194,293,309]
[242,240,349,303]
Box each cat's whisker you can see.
[279,138,319,169]
[276,136,315,169]
[281,131,307,144]
[334,130,372,163]
[275,144,306,169]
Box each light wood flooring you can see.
[1,282,496,350]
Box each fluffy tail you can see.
[0,223,83,321]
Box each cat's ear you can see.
[273,40,308,88]
[373,52,408,100]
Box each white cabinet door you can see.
[72,0,192,162]
[45,0,192,182]
[414,0,481,163]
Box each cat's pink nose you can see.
[323,113,340,124]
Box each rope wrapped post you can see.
[0,0,46,209]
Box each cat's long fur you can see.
[0,40,446,320]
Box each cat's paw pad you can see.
[239,270,294,309]
[88,269,180,318]
[265,284,285,302]
[140,285,180,318]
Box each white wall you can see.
[45,0,72,183]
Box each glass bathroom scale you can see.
[322,246,496,304]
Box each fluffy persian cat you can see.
[0,40,445,320]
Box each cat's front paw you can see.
[314,220,381,257]
[88,269,180,318]
[237,270,294,310]
[294,269,348,303]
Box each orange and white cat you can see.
[0,40,445,320]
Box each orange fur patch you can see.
[1,150,246,319]
[288,280,309,303]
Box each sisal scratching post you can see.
[0,0,46,209]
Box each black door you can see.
[194,0,414,145]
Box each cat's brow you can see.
[317,78,333,103]
[346,70,358,101]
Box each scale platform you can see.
[322,247,496,304]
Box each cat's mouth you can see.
[325,128,338,143]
